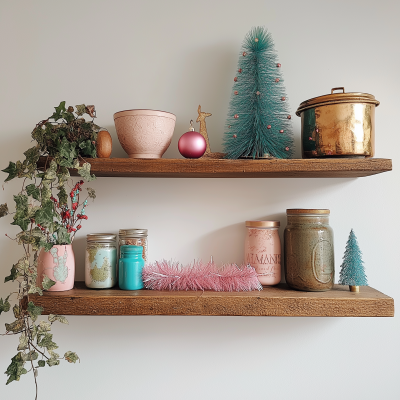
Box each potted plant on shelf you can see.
[0,102,98,397]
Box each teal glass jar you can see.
[119,245,145,290]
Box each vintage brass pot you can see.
[296,87,380,158]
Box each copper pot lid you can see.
[296,87,380,116]
[245,220,280,228]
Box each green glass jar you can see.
[284,209,334,292]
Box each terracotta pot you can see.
[37,244,75,291]
[113,109,176,158]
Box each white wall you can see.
[0,0,399,399]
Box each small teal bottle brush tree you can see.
[223,26,294,159]
[338,229,368,292]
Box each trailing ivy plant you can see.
[0,102,100,399]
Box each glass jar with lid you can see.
[284,209,334,291]
[85,233,117,289]
[245,221,281,286]
[119,229,148,262]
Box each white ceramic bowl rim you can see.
[113,109,176,121]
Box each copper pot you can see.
[296,87,380,158]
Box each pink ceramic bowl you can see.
[113,109,176,158]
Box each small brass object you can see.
[350,285,360,292]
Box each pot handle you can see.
[331,87,345,94]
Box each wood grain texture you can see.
[37,157,392,178]
[31,282,394,317]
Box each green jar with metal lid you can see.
[284,209,334,292]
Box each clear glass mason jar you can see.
[119,229,148,262]
[284,209,334,292]
[85,233,117,289]
[245,221,281,286]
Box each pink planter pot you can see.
[113,109,176,158]
[37,245,75,291]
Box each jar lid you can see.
[120,245,143,253]
[287,209,330,215]
[119,229,148,237]
[245,220,280,228]
[87,233,117,242]
[295,87,380,116]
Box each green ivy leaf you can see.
[5,319,24,333]
[22,351,38,362]
[27,301,43,322]
[75,104,86,116]
[57,186,68,206]
[43,160,57,182]
[11,194,30,231]
[17,333,28,351]
[5,353,27,384]
[64,351,79,363]
[39,321,51,332]
[58,137,77,162]
[35,200,55,227]
[39,239,53,252]
[48,314,69,324]
[51,101,66,121]
[37,360,45,367]
[4,265,18,283]
[13,304,21,319]
[0,203,9,217]
[22,146,40,178]
[79,139,96,157]
[42,276,56,291]
[2,161,17,182]
[37,332,58,351]
[40,183,52,204]
[26,184,40,201]
[56,226,70,245]
[17,228,46,252]
[46,358,60,367]
[0,295,11,315]
[57,166,70,186]
[28,283,42,296]
[77,162,95,181]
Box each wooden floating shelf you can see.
[37,157,392,178]
[31,282,394,317]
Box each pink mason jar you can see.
[245,221,281,286]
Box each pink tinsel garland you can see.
[143,260,262,292]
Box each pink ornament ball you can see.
[178,131,207,159]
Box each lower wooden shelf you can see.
[31,282,394,317]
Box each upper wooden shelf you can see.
[31,282,394,317]
[38,157,392,178]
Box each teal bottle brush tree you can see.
[223,26,294,159]
[338,229,368,292]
